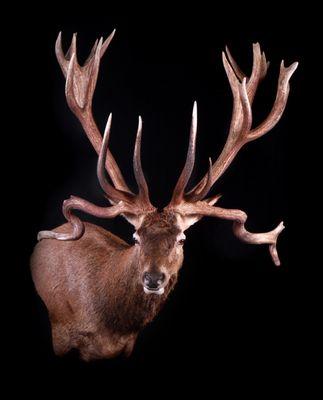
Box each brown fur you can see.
[30,211,183,361]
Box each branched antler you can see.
[55,30,131,193]
[40,35,296,266]
[167,43,298,266]
[38,32,156,241]
[38,113,155,241]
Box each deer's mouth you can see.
[143,286,165,295]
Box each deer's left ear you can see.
[173,195,222,231]
[175,213,204,231]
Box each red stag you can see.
[31,30,297,360]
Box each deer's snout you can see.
[143,271,165,288]
[143,271,166,295]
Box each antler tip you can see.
[55,31,63,54]
[280,60,298,79]
[290,61,299,72]
[103,113,112,138]
[192,101,197,115]
[277,220,285,233]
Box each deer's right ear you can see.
[121,213,146,229]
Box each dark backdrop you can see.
[8,5,306,393]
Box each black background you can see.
[8,4,308,393]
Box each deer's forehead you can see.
[137,211,181,237]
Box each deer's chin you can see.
[143,286,165,295]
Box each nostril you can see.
[143,272,153,286]
[143,272,166,288]
[158,273,166,283]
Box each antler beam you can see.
[174,201,285,266]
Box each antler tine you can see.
[225,45,246,81]
[55,32,69,77]
[55,30,132,194]
[86,36,103,109]
[246,43,263,104]
[133,117,151,206]
[224,43,269,104]
[170,101,198,205]
[84,29,116,66]
[239,77,252,134]
[185,157,213,202]
[222,51,245,141]
[100,28,116,58]
[97,114,136,204]
[65,33,77,62]
[84,38,98,65]
[247,60,298,141]
[260,51,270,80]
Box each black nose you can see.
[143,271,165,289]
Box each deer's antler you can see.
[38,112,155,241]
[55,30,131,193]
[37,32,157,241]
[167,44,298,266]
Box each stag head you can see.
[38,31,297,287]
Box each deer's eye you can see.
[177,233,186,245]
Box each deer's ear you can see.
[121,213,145,229]
[175,213,203,231]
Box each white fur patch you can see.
[133,231,140,243]
[175,213,201,231]
[144,287,165,295]
[176,232,186,242]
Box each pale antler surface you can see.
[167,43,297,266]
[31,33,297,361]
[39,35,297,266]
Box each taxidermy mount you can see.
[31,29,297,361]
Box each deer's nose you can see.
[143,271,165,289]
